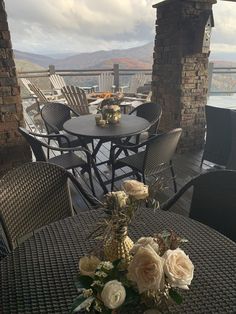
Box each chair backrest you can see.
[144,128,182,176]
[128,73,148,93]
[18,127,47,162]
[28,83,49,103]
[61,85,89,115]
[98,72,114,92]
[130,102,162,135]
[41,102,74,134]
[190,170,236,242]
[49,74,66,91]
[203,105,231,166]
[21,78,35,96]
[0,162,74,250]
[226,110,236,170]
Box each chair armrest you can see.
[29,131,72,147]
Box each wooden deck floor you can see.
[23,100,213,217]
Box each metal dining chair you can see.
[0,162,100,258]
[18,127,106,195]
[160,170,236,243]
[111,128,182,192]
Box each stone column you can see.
[152,0,216,152]
[0,0,31,176]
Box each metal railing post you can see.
[113,63,119,92]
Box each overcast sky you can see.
[4,0,236,60]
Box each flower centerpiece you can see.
[98,93,123,124]
[71,180,194,314]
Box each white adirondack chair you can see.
[49,74,66,96]
[61,85,90,115]
[122,73,148,93]
[98,72,115,92]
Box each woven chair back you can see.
[18,127,47,161]
[133,102,162,135]
[144,128,182,176]
[61,85,89,115]
[202,105,232,166]
[0,162,74,250]
[189,170,236,242]
[41,102,73,134]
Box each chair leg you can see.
[111,166,116,191]
[47,138,51,159]
[200,155,204,168]
[87,166,96,196]
[142,173,146,185]
[169,161,177,193]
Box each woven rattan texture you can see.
[0,162,73,249]
[0,210,235,313]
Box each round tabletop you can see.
[63,114,150,139]
[0,210,235,313]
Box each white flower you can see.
[122,180,149,200]
[163,248,194,290]
[127,245,164,293]
[91,280,104,287]
[95,271,108,278]
[101,280,126,309]
[97,261,114,271]
[79,255,101,277]
[131,237,159,255]
[82,289,93,298]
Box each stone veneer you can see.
[152,0,216,152]
[0,0,31,177]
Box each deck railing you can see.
[18,62,235,95]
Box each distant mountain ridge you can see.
[14,42,154,69]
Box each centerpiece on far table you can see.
[98,93,123,124]
[71,180,194,314]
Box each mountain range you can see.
[14,42,153,70]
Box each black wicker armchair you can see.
[160,170,236,242]
[0,162,100,259]
[41,102,93,158]
[201,105,232,167]
[18,127,107,195]
[111,128,182,192]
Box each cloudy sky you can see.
[4,0,236,60]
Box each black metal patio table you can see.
[0,210,235,314]
[63,114,150,160]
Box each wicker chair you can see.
[201,105,232,167]
[111,128,182,192]
[0,162,99,258]
[112,102,162,160]
[160,170,236,242]
[18,127,106,195]
[41,102,94,158]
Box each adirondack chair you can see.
[61,85,90,115]
[98,72,115,92]
[49,74,66,97]
[122,73,148,93]
[21,78,36,98]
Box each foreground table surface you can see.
[0,210,235,314]
[63,114,150,139]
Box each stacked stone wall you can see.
[0,0,31,176]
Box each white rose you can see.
[106,191,128,209]
[164,248,194,290]
[127,245,164,293]
[122,180,149,200]
[79,255,101,277]
[131,237,159,255]
[101,280,126,309]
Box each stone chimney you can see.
[152,0,216,152]
[0,0,31,176]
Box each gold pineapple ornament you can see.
[104,224,133,266]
